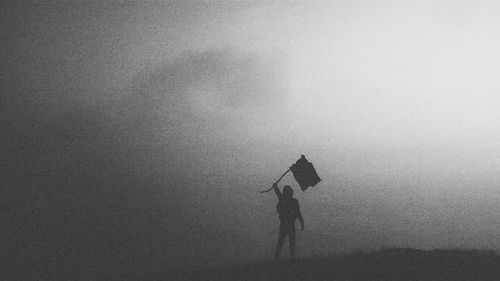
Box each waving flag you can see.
[261,155,321,193]
[290,155,321,191]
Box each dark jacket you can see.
[274,185,304,225]
[277,198,301,223]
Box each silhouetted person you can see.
[273,183,304,260]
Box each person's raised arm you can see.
[273,182,282,199]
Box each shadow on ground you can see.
[170,248,500,281]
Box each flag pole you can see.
[260,169,291,193]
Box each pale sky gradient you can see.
[3,1,500,279]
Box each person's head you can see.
[282,185,293,198]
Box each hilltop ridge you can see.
[171,248,500,281]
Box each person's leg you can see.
[275,223,287,260]
[289,224,296,260]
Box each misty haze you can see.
[3,1,500,280]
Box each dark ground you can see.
[170,248,500,281]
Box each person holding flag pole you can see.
[262,155,321,260]
[272,182,304,260]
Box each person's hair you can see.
[282,185,293,198]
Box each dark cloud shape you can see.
[112,48,289,144]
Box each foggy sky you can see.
[3,1,500,280]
